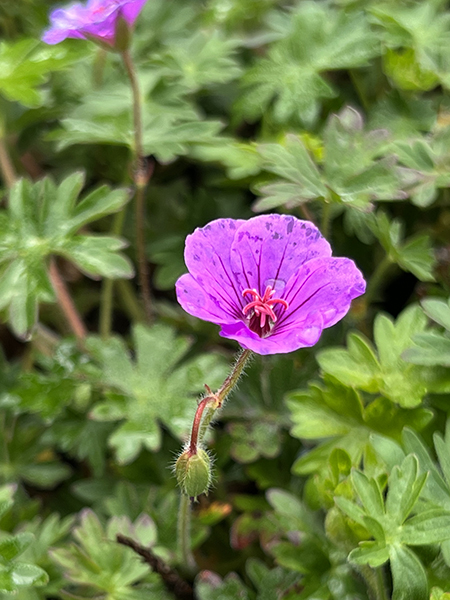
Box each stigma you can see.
[242,286,288,337]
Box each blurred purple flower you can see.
[176,215,365,355]
[42,0,147,45]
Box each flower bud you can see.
[175,449,212,500]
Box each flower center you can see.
[242,286,289,338]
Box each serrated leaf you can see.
[288,376,432,473]
[348,541,389,567]
[318,305,435,407]
[87,324,228,463]
[238,4,378,124]
[369,212,436,281]
[0,175,132,336]
[0,39,87,107]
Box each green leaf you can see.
[0,39,87,107]
[318,305,436,407]
[389,545,428,600]
[0,533,34,561]
[88,324,228,463]
[351,470,385,520]
[238,4,378,124]
[400,509,450,545]
[62,236,133,279]
[402,428,450,512]
[195,572,251,600]
[0,175,132,337]
[385,455,426,525]
[245,559,300,600]
[403,297,450,367]
[151,30,242,91]
[421,298,450,331]
[369,212,436,281]
[50,510,168,598]
[253,135,326,211]
[253,108,406,212]
[288,376,432,473]
[228,420,282,464]
[348,541,389,568]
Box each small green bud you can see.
[175,448,212,500]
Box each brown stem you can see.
[299,203,316,224]
[116,534,195,600]
[49,259,87,344]
[121,49,153,322]
[0,137,16,189]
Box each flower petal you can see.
[218,312,324,355]
[176,273,238,325]
[120,0,148,24]
[230,214,331,296]
[183,218,245,320]
[276,257,365,335]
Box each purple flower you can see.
[176,215,366,355]
[42,0,147,46]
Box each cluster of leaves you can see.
[2,0,450,599]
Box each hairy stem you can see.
[177,494,196,575]
[217,348,252,402]
[177,348,252,571]
[49,259,87,344]
[189,396,214,455]
[191,348,252,455]
[121,49,153,322]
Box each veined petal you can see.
[219,312,324,355]
[184,218,245,318]
[276,257,365,334]
[176,273,239,325]
[230,214,331,295]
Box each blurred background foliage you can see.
[1,0,450,598]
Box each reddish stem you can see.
[189,397,213,455]
[49,259,87,344]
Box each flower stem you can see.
[177,493,196,574]
[49,258,87,344]
[191,348,252,453]
[177,348,252,571]
[121,48,153,323]
[217,348,252,403]
[99,209,127,338]
[364,255,393,306]
[189,348,252,453]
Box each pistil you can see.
[242,286,288,337]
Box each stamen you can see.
[242,286,289,337]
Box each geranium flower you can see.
[42,0,147,46]
[176,214,365,355]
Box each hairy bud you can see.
[175,448,212,500]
